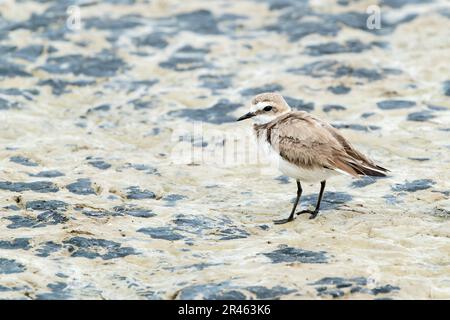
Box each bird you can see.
[237,92,388,224]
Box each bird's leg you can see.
[274,180,302,225]
[296,180,326,219]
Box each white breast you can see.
[255,130,336,183]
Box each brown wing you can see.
[265,112,388,177]
[266,112,358,176]
[320,121,389,176]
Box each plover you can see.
[237,92,388,224]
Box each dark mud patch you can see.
[263,247,328,264]
[284,96,315,112]
[351,176,381,188]
[113,205,155,218]
[407,111,435,122]
[305,40,386,56]
[163,194,187,207]
[29,170,65,178]
[5,211,68,229]
[323,104,347,112]
[126,186,156,200]
[443,80,450,96]
[377,100,416,110]
[275,175,290,184]
[10,156,38,167]
[177,282,296,300]
[199,74,233,91]
[310,276,400,298]
[0,181,58,193]
[240,83,284,97]
[38,79,95,96]
[41,51,126,77]
[66,179,95,195]
[327,85,351,95]
[332,123,380,132]
[138,227,184,241]
[0,258,26,274]
[172,214,250,241]
[36,282,71,300]
[297,191,352,211]
[88,160,112,170]
[391,179,435,192]
[169,99,242,124]
[36,241,63,257]
[0,238,31,250]
[63,237,137,260]
[159,45,210,71]
[26,200,68,211]
[288,60,400,82]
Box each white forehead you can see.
[250,101,272,113]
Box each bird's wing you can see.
[321,121,389,176]
[266,112,387,177]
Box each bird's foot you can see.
[273,217,294,225]
[296,209,319,219]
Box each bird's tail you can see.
[334,156,389,178]
[347,160,389,177]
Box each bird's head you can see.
[237,92,291,125]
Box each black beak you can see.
[237,112,256,121]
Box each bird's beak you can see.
[237,112,256,121]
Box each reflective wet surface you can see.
[0,0,449,299]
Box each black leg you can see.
[296,180,326,219]
[310,180,326,219]
[274,180,302,224]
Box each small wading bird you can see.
[237,92,388,224]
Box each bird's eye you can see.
[263,106,273,112]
